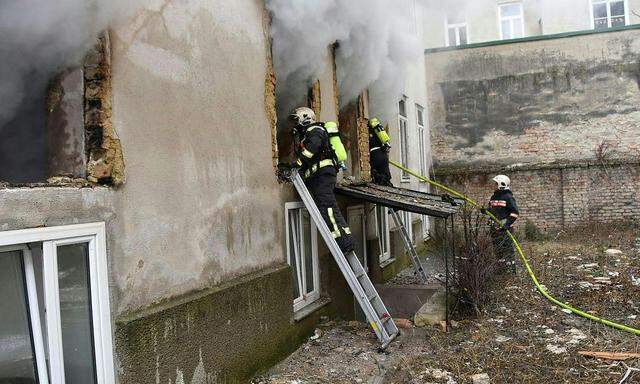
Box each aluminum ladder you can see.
[291,171,399,348]
[389,209,428,284]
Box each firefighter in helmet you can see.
[289,107,355,253]
[488,174,519,273]
[367,117,393,186]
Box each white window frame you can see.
[401,211,414,245]
[285,202,320,312]
[445,20,468,46]
[421,214,430,238]
[499,2,525,40]
[0,222,114,384]
[590,0,629,29]
[376,206,392,265]
[398,97,410,183]
[416,104,427,179]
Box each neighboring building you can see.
[422,0,640,48]
[0,1,438,383]
[424,24,640,230]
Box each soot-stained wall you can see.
[426,27,640,170]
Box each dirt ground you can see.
[253,227,640,384]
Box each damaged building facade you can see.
[422,2,640,230]
[0,0,434,383]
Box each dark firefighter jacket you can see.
[489,189,520,228]
[294,123,335,178]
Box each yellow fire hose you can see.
[389,160,640,336]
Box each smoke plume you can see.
[267,0,421,124]
[0,0,143,128]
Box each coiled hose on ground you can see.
[389,159,640,336]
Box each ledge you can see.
[379,258,396,269]
[293,297,332,322]
[433,158,640,176]
[425,24,640,54]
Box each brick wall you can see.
[438,163,640,231]
[425,28,640,227]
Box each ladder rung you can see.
[381,315,391,323]
[356,271,366,278]
[368,294,377,302]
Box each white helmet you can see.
[290,107,316,126]
[493,175,511,190]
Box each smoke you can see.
[0,0,143,128]
[267,0,421,124]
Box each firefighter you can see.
[368,118,393,187]
[487,174,519,273]
[289,107,355,253]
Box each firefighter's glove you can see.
[383,143,391,152]
[276,163,294,183]
[339,161,348,172]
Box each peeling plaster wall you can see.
[108,0,285,315]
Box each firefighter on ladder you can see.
[487,175,519,273]
[367,117,393,187]
[289,107,355,253]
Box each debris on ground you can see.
[254,227,640,383]
[578,351,640,361]
[470,373,490,384]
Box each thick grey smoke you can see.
[0,0,143,128]
[267,0,421,123]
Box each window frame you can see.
[590,0,629,29]
[398,97,410,183]
[416,104,427,179]
[445,19,469,46]
[0,222,114,384]
[421,214,430,238]
[499,2,525,40]
[284,202,320,312]
[375,206,392,265]
[401,211,414,245]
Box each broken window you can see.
[376,206,391,265]
[398,98,410,182]
[0,36,123,186]
[592,0,627,29]
[0,69,86,184]
[499,3,524,39]
[285,202,320,312]
[0,224,114,384]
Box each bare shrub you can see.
[451,207,502,316]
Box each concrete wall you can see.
[0,0,313,382]
[109,0,284,315]
[426,27,640,170]
[426,28,640,228]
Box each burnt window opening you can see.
[0,34,124,186]
[275,80,322,165]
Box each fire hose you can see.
[389,160,640,336]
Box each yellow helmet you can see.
[368,117,380,128]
